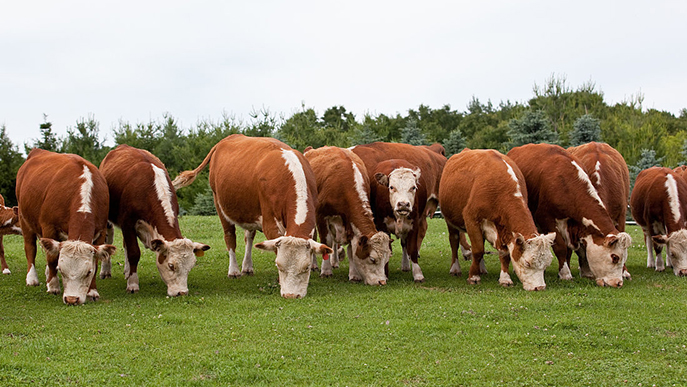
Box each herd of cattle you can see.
[1,134,687,305]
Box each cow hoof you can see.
[87,289,100,301]
[499,280,514,287]
[2,268,10,275]
[100,273,111,279]
[321,272,333,278]
[242,269,254,276]
[414,277,425,283]
[126,286,139,294]
[311,265,319,272]
[467,276,481,285]
[332,263,340,269]
[227,271,241,278]
[450,271,462,277]
[401,266,411,272]
[349,276,362,283]
[46,287,60,295]
[656,267,665,272]
[623,270,632,280]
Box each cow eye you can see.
[411,186,417,191]
[87,269,93,275]
[611,254,620,264]
[370,258,376,264]
[168,263,175,271]
[389,186,395,191]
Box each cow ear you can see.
[13,206,18,216]
[375,172,389,187]
[309,239,333,256]
[544,232,556,244]
[193,243,211,257]
[653,235,668,244]
[303,146,313,153]
[40,238,60,256]
[255,237,282,252]
[412,168,422,183]
[95,244,117,261]
[151,239,166,253]
[358,235,369,248]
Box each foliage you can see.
[60,115,110,166]
[507,109,559,149]
[569,114,602,146]
[400,118,427,145]
[629,148,664,190]
[443,129,466,158]
[24,114,59,154]
[0,125,24,205]
[189,186,217,216]
[349,124,382,145]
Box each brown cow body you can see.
[630,167,687,276]
[16,149,116,305]
[568,142,632,279]
[304,146,390,285]
[439,149,555,290]
[173,134,331,298]
[0,194,21,274]
[507,144,631,287]
[100,145,209,296]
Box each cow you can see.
[16,149,116,305]
[568,142,632,280]
[99,145,210,296]
[507,143,632,287]
[172,134,332,299]
[0,193,21,274]
[673,165,687,184]
[303,146,390,285]
[439,149,556,290]
[630,167,687,276]
[350,142,447,281]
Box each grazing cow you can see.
[631,167,687,276]
[673,165,687,184]
[173,134,332,299]
[16,149,116,305]
[99,145,210,296]
[351,142,447,280]
[0,194,21,274]
[568,142,632,279]
[507,144,632,287]
[439,149,556,290]
[303,146,390,285]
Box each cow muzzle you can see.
[678,269,687,277]
[596,278,623,288]
[282,293,302,299]
[395,202,411,217]
[63,295,81,305]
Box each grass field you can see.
[1,216,686,386]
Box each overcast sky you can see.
[1,1,685,148]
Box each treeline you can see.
[1,76,686,211]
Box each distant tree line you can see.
[1,75,685,211]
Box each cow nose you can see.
[282,293,302,299]
[175,290,188,296]
[533,285,546,291]
[397,202,411,210]
[64,296,79,305]
[378,279,387,286]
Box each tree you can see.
[400,119,427,145]
[569,114,602,146]
[0,125,25,205]
[244,108,278,137]
[189,186,217,216]
[349,124,382,145]
[507,110,559,149]
[629,148,663,190]
[443,129,466,158]
[25,114,59,154]
[61,115,109,165]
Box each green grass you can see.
[1,217,687,386]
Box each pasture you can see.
[1,216,686,386]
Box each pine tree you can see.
[629,148,664,190]
[507,110,559,149]
[25,114,59,154]
[400,119,427,146]
[569,114,602,146]
[189,186,218,216]
[443,129,466,158]
[0,125,25,205]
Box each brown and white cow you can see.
[507,143,632,287]
[0,193,21,274]
[568,142,632,279]
[16,149,116,305]
[304,146,391,285]
[631,167,687,276]
[99,145,210,296]
[173,134,332,298]
[439,149,556,290]
[673,165,687,184]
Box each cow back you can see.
[631,167,687,233]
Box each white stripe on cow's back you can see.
[351,161,373,217]
[571,161,606,210]
[151,164,176,228]
[281,149,309,226]
[593,161,602,187]
[77,165,94,213]
[503,160,523,199]
[665,174,682,225]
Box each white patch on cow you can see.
[593,161,602,187]
[555,218,573,249]
[411,261,424,282]
[349,226,389,286]
[2,218,11,226]
[582,232,630,287]
[281,149,309,226]
[351,162,373,217]
[499,270,514,287]
[57,241,99,304]
[559,261,573,280]
[45,265,60,294]
[665,229,687,276]
[77,165,94,214]
[227,248,240,278]
[571,161,606,210]
[2,268,10,274]
[127,272,140,293]
[151,164,176,228]
[509,233,555,291]
[275,219,286,236]
[155,238,200,296]
[481,220,498,245]
[665,174,681,225]
[26,264,39,286]
[582,217,602,233]
[261,236,313,298]
[503,160,523,198]
[387,168,419,218]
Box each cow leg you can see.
[407,224,424,283]
[242,229,256,276]
[223,223,241,278]
[348,244,362,282]
[447,226,462,276]
[465,225,485,285]
[99,222,115,279]
[498,251,514,287]
[319,221,334,277]
[552,234,573,280]
[459,232,472,261]
[576,248,594,279]
[654,238,665,272]
[0,235,9,274]
[44,249,60,295]
[122,229,141,293]
[400,235,411,272]
[22,225,40,286]
[643,231,655,268]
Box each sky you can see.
[1,0,685,149]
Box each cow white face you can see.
[352,231,391,286]
[653,229,687,276]
[40,239,116,305]
[582,232,632,287]
[375,167,421,219]
[255,236,332,298]
[0,205,20,235]
[150,238,210,296]
[509,233,555,291]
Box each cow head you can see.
[40,239,116,305]
[653,229,687,276]
[150,238,210,296]
[255,236,332,299]
[352,231,391,286]
[582,232,632,287]
[375,167,421,219]
[509,233,555,291]
[0,205,21,235]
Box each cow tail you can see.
[172,144,218,190]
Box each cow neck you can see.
[146,218,182,242]
[496,204,539,246]
[349,211,378,239]
[67,214,98,243]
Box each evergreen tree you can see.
[569,114,602,146]
[629,148,664,190]
[0,125,25,205]
[61,115,109,165]
[25,114,59,154]
[507,110,559,149]
[349,124,382,145]
[443,129,466,158]
[400,119,427,146]
[189,186,217,216]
